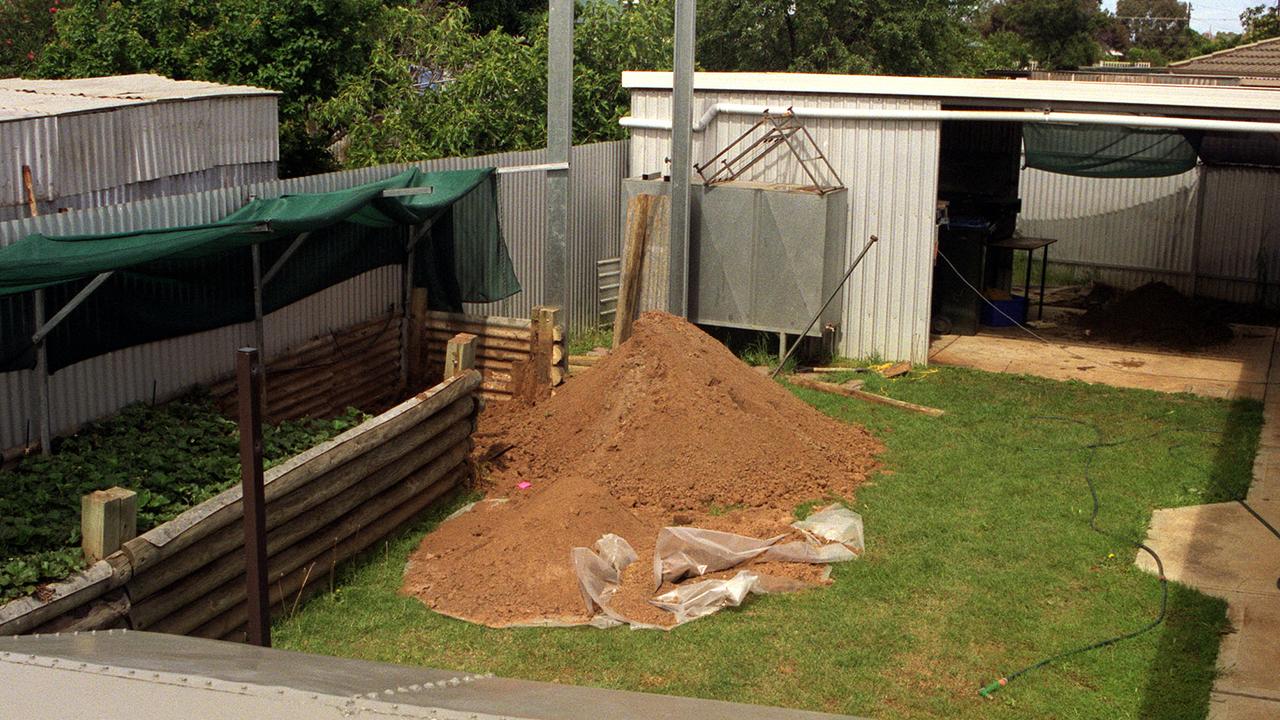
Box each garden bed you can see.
[0,393,367,602]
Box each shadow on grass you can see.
[1202,397,1263,504]
[1137,397,1260,718]
[1138,584,1230,720]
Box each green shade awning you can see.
[1023,124,1200,178]
[0,167,520,372]
[0,167,495,296]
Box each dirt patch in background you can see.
[1081,281,1234,349]
[402,312,880,627]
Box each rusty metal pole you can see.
[236,347,270,647]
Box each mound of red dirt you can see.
[401,312,881,627]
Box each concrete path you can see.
[1134,338,1280,720]
[930,325,1276,400]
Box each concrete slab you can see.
[1136,502,1280,598]
[929,326,1275,400]
[1208,692,1280,720]
[1214,593,1280,701]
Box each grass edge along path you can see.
[274,365,1259,720]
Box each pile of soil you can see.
[1081,281,1233,349]
[401,312,880,627]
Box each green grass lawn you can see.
[273,366,1261,720]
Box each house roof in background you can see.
[0,74,278,122]
[1169,36,1280,78]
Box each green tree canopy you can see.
[986,0,1104,69]
[1241,4,1280,43]
[696,0,985,76]
[318,2,673,168]
[1115,0,1190,57]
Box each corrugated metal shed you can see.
[627,80,943,363]
[626,71,1280,362]
[0,141,626,449]
[0,74,280,220]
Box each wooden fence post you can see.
[81,488,136,562]
[533,306,564,387]
[444,333,476,379]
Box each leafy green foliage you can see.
[986,0,1104,69]
[0,393,367,602]
[318,1,673,168]
[0,0,64,77]
[1242,3,1280,43]
[696,0,985,76]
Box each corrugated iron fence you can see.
[1018,164,1280,306]
[0,141,626,449]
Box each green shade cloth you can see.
[1023,124,1200,178]
[0,167,520,372]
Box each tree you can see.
[0,0,65,78]
[1115,0,1190,58]
[1241,4,1280,43]
[986,0,1104,70]
[318,1,674,168]
[696,0,985,77]
[37,0,383,176]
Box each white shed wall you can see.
[629,89,941,363]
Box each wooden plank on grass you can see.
[787,375,944,417]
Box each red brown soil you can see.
[401,312,880,627]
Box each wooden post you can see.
[533,306,563,387]
[614,194,654,348]
[407,287,429,389]
[21,165,38,218]
[236,347,271,647]
[81,487,137,562]
[444,333,476,379]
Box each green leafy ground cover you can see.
[0,394,366,602]
[274,365,1259,719]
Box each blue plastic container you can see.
[980,295,1028,327]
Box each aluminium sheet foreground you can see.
[1,630,870,719]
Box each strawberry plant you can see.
[0,392,367,602]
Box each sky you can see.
[1102,0,1257,35]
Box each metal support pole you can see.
[236,347,270,648]
[545,0,574,310]
[32,289,51,456]
[668,0,696,316]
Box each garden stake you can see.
[771,234,879,379]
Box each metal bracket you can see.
[31,271,114,345]
[381,186,434,198]
[260,232,311,286]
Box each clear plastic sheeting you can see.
[570,505,866,629]
[792,504,865,551]
[654,527,785,586]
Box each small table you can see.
[986,236,1058,320]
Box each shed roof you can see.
[622,71,1280,120]
[0,74,279,122]
[1168,36,1280,79]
